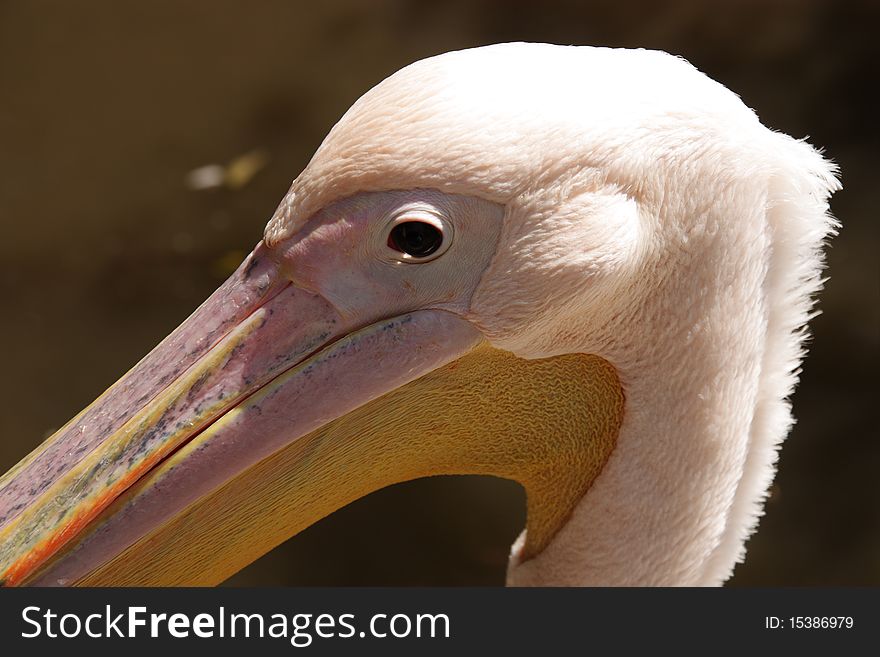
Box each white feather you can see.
[269,43,840,585]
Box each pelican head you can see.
[0,43,839,586]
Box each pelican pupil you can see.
[389,221,443,258]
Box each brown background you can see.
[0,0,876,585]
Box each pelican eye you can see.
[389,221,442,257]
[383,209,452,263]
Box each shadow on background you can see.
[0,0,876,586]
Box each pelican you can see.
[0,43,839,587]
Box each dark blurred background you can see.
[0,0,876,586]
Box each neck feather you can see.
[506,132,838,586]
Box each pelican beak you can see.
[0,241,483,586]
[0,239,623,587]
